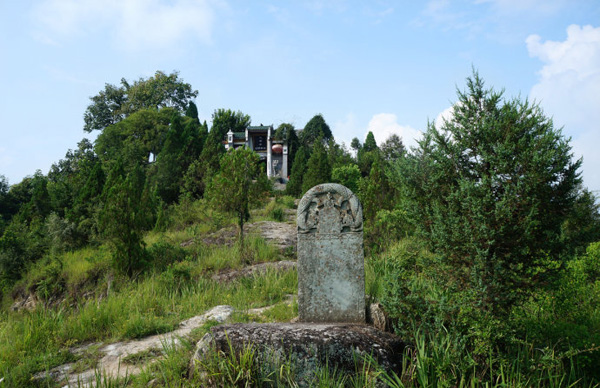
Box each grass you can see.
[0,234,297,386]
[2,197,600,387]
[257,196,296,223]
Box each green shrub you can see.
[147,241,187,272]
[159,261,195,294]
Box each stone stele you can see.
[297,183,365,323]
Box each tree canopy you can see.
[206,147,269,244]
[394,71,582,316]
[84,71,198,132]
[299,114,332,146]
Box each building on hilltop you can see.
[224,125,289,181]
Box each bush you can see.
[393,71,581,322]
[159,261,195,294]
[147,241,188,272]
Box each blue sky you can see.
[1,0,599,193]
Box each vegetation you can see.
[206,146,270,245]
[1,69,600,386]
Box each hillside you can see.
[1,71,600,386]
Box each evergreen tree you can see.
[301,137,331,194]
[198,123,226,186]
[380,133,406,162]
[99,160,153,276]
[300,114,332,146]
[185,101,200,122]
[286,146,309,197]
[363,131,378,152]
[396,71,582,316]
[151,114,186,203]
[207,147,269,245]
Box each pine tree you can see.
[286,146,309,197]
[399,71,582,316]
[301,138,331,194]
[99,160,153,276]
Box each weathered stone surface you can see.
[190,323,405,384]
[297,183,365,323]
[33,305,238,387]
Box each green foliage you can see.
[359,158,394,225]
[96,108,175,168]
[299,114,333,146]
[301,138,331,194]
[206,147,270,243]
[262,197,294,222]
[84,71,198,132]
[147,241,188,272]
[380,133,406,162]
[327,138,355,170]
[99,161,154,276]
[0,224,28,285]
[350,137,362,153]
[561,187,600,257]
[197,123,226,180]
[331,164,361,193]
[185,101,199,121]
[149,114,186,204]
[46,212,82,253]
[286,146,309,197]
[367,208,411,253]
[211,108,251,138]
[394,70,582,318]
[363,131,378,152]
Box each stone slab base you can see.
[190,322,405,385]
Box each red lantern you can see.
[272,144,283,154]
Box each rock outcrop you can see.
[190,322,405,384]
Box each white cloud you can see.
[367,113,422,151]
[434,106,454,129]
[32,0,220,50]
[526,24,600,193]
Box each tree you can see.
[561,187,600,257]
[380,134,406,162]
[83,83,127,133]
[198,122,226,181]
[185,101,200,122]
[211,109,251,138]
[331,164,361,193]
[150,114,186,204]
[94,108,174,166]
[286,146,309,197]
[350,137,362,154]
[396,71,581,317]
[206,147,269,245]
[0,175,17,234]
[301,137,331,194]
[99,160,154,275]
[299,114,332,146]
[363,131,378,152]
[84,71,198,132]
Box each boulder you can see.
[190,322,405,385]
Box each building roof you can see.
[247,125,272,132]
